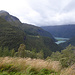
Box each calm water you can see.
[55,37,69,44]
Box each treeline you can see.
[0,44,75,68]
[49,44,75,67]
[0,44,44,59]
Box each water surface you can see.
[55,37,69,44]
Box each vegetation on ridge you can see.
[0,16,62,58]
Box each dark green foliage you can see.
[18,44,26,57]
[0,68,60,75]
[0,44,44,59]
[26,68,59,75]
[17,44,44,58]
[0,64,20,73]
[0,47,2,57]
[2,47,9,57]
[0,11,56,41]
[41,25,75,38]
[0,17,26,50]
[25,36,62,58]
[37,50,44,59]
[10,49,15,57]
[50,45,75,67]
[22,23,56,41]
[0,11,62,58]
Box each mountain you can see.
[0,17,26,50]
[0,10,62,57]
[0,10,21,27]
[41,25,75,38]
[60,36,75,48]
[21,23,56,41]
[0,10,56,41]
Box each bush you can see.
[50,45,75,67]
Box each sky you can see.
[0,0,75,26]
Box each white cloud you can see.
[0,0,75,26]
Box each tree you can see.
[50,51,61,61]
[60,45,75,67]
[37,50,44,59]
[10,49,15,57]
[50,45,75,67]
[0,46,2,57]
[18,44,26,57]
[3,47,9,57]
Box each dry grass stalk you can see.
[0,57,61,72]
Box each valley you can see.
[0,10,75,75]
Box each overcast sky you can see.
[0,0,75,26]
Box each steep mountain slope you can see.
[41,25,75,38]
[0,17,62,57]
[60,36,75,48]
[25,35,62,58]
[0,10,21,27]
[0,10,62,57]
[21,23,56,41]
[0,10,56,41]
[0,17,26,50]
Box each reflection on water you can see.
[55,37,69,44]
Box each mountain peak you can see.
[0,10,9,16]
[0,10,21,26]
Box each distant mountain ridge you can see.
[41,25,75,38]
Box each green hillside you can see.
[25,35,62,57]
[0,11,62,57]
[0,17,25,50]
[0,10,56,41]
[41,25,75,38]
[21,23,56,41]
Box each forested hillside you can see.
[0,10,56,41]
[0,17,25,50]
[0,11,62,58]
[60,36,75,48]
[21,23,56,41]
[41,25,75,38]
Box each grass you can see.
[0,57,74,75]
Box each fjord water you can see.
[55,37,69,44]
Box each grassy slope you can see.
[0,57,75,75]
